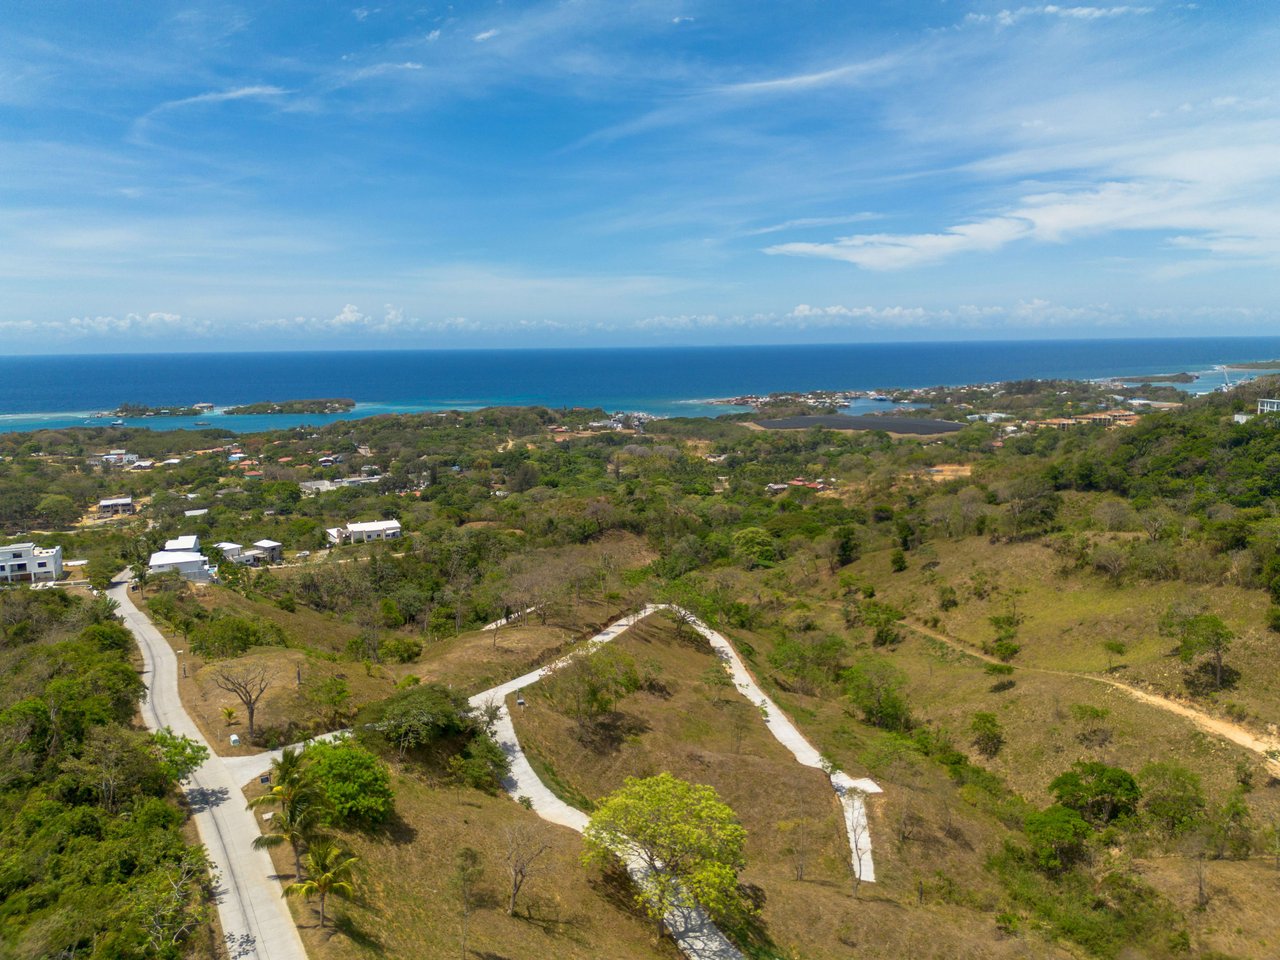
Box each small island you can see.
[111,402,206,418]
[222,398,356,415]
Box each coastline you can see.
[0,340,1277,435]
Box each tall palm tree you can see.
[252,792,329,878]
[283,841,359,928]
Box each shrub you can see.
[378,634,423,664]
[1049,762,1140,826]
[306,739,394,826]
[189,614,285,659]
[971,712,1005,758]
[1025,804,1091,872]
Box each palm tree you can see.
[284,841,359,928]
[252,792,329,878]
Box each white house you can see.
[253,539,284,564]
[1258,399,1280,414]
[98,496,135,516]
[148,550,213,581]
[0,543,63,583]
[214,541,244,561]
[326,519,402,546]
[164,534,200,552]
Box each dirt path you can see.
[903,619,1280,773]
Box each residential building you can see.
[98,496,135,516]
[148,550,213,581]
[164,535,200,552]
[1258,399,1280,414]
[252,539,283,564]
[0,542,63,583]
[326,519,402,546]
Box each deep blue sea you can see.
[1,337,1278,434]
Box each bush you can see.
[890,548,907,572]
[1049,762,1140,826]
[189,614,286,659]
[306,739,394,826]
[1025,804,1091,872]
[378,634,423,664]
[971,712,1005,758]
[842,658,912,732]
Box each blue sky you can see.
[2,1,1278,351]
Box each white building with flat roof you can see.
[1258,399,1280,414]
[148,550,212,581]
[0,543,63,583]
[164,534,200,552]
[326,519,402,546]
[98,496,135,515]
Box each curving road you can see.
[110,579,309,960]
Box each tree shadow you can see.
[187,785,231,813]
[330,913,384,952]
[368,808,419,846]
[1182,661,1240,697]
[576,711,650,753]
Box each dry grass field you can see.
[510,613,1071,960]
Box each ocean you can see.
[1,336,1277,435]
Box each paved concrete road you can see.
[110,580,309,960]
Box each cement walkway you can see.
[110,580,309,960]
[673,608,881,883]
[467,604,882,958]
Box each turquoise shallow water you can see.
[0,337,1275,434]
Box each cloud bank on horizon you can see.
[1,1,1277,351]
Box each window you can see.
[37,562,46,568]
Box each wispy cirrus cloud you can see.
[966,5,1155,28]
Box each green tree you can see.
[1049,761,1141,826]
[1208,787,1254,860]
[889,548,907,572]
[1025,804,1091,872]
[306,739,394,826]
[254,789,330,878]
[35,493,79,529]
[970,712,1005,758]
[1163,611,1234,690]
[374,682,472,758]
[1137,761,1205,839]
[301,675,353,728]
[583,773,749,937]
[842,657,912,732]
[731,527,776,569]
[151,726,209,784]
[284,840,359,928]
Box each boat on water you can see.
[871,393,891,401]
[111,419,125,426]
[194,420,211,426]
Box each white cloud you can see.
[742,213,881,236]
[672,16,694,25]
[425,29,441,41]
[767,217,1032,270]
[473,29,499,42]
[967,5,1154,27]
[150,85,289,113]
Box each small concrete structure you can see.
[0,542,63,583]
[164,535,200,552]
